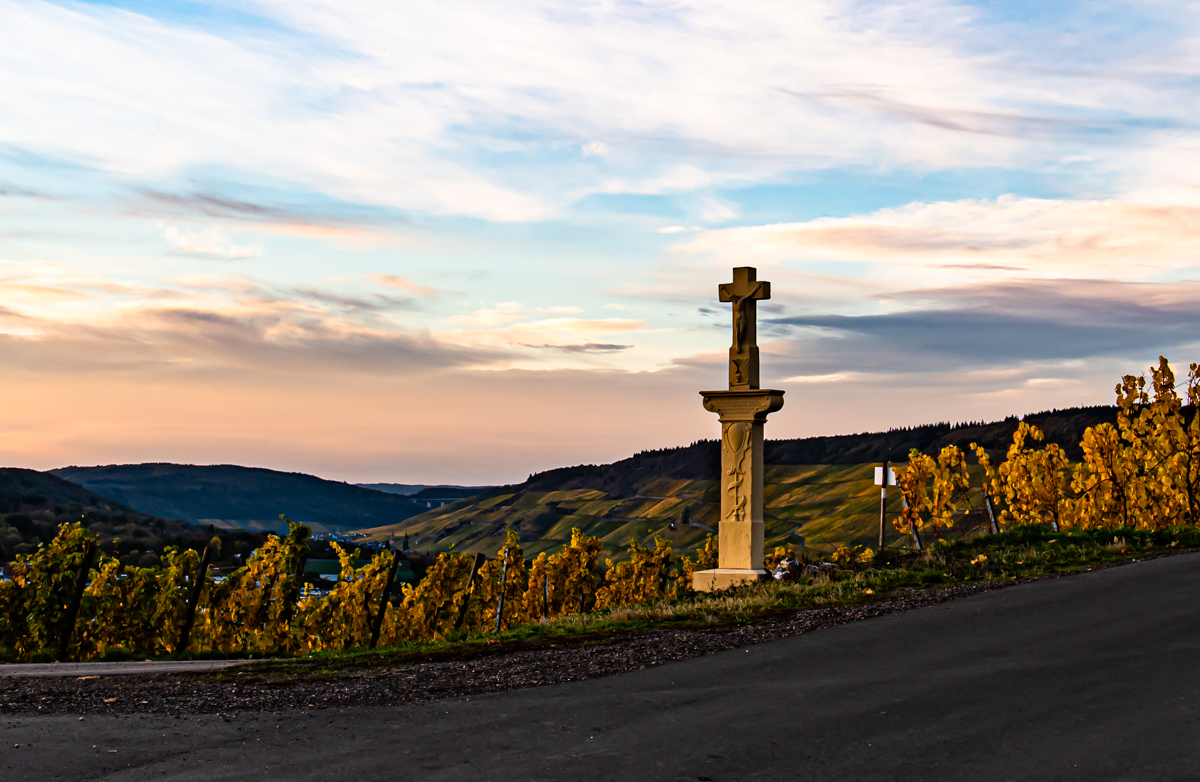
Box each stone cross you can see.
[694,266,785,592]
[718,267,770,390]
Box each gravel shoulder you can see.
[0,579,1023,715]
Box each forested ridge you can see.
[518,405,1120,497]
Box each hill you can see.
[0,467,138,515]
[0,467,199,563]
[51,463,428,533]
[359,405,1121,557]
[516,404,1119,494]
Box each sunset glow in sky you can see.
[4,0,1200,484]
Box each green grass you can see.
[212,525,1200,683]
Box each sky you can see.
[3,0,1200,485]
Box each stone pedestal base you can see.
[692,568,769,592]
[719,519,763,571]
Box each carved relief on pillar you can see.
[723,421,752,523]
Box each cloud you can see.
[446,301,525,327]
[438,308,648,370]
[0,183,51,198]
[16,0,1194,224]
[367,274,439,297]
[508,317,644,334]
[780,86,1192,141]
[528,342,631,353]
[162,225,262,259]
[780,371,865,384]
[0,281,90,304]
[142,192,413,249]
[676,197,1200,281]
[765,279,1200,376]
[146,191,301,222]
[0,301,506,377]
[699,198,738,223]
[0,259,510,376]
[289,287,419,313]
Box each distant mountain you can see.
[52,464,427,531]
[357,483,493,496]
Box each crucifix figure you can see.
[718,267,771,390]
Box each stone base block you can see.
[692,568,769,592]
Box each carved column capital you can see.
[699,389,785,422]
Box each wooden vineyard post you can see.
[176,544,213,656]
[369,549,403,649]
[276,548,308,637]
[902,496,923,552]
[494,553,509,634]
[254,574,280,632]
[542,572,549,619]
[57,541,96,661]
[455,553,486,631]
[983,486,1000,534]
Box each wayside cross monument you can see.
[692,267,786,591]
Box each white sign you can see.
[874,466,897,487]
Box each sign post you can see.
[874,462,896,549]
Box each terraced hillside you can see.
[362,463,918,558]
[364,404,1122,559]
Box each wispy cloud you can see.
[288,287,419,313]
[676,197,1200,282]
[367,274,439,297]
[162,225,262,259]
[0,300,506,377]
[527,342,632,353]
[780,86,1193,141]
[7,0,1199,223]
[145,191,303,222]
[766,279,1200,376]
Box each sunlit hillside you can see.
[361,464,920,558]
[361,405,1119,559]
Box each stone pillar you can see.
[692,389,784,591]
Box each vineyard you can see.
[0,521,725,662]
[3,357,1200,663]
[888,357,1200,554]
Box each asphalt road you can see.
[6,553,1199,781]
